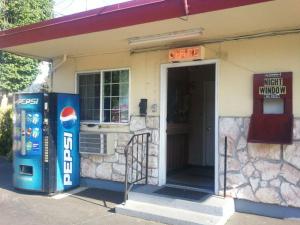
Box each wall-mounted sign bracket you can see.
[248,72,293,144]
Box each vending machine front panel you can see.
[55,93,80,191]
[13,93,44,191]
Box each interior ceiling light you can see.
[128,28,204,46]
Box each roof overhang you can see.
[1,0,299,60]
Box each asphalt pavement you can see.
[0,157,299,225]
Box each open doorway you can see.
[165,64,215,192]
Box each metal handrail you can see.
[223,136,228,198]
[124,132,150,202]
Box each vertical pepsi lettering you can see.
[57,95,80,191]
[63,132,73,185]
[60,106,77,186]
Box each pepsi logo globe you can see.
[60,107,77,129]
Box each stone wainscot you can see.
[80,116,160,185]
[219,117,300,208]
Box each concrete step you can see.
[116,200,228,225]
[128,186,234,217]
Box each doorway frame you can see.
[159,59,219,195]
[202,81,216,167]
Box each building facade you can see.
[52,34,300,208]
[1,0,300,212]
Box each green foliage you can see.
[0,0,53,30]
[0,108,13,157]
[0,0,53,93]
[0,52,40,92]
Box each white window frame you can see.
[75,67,131,125]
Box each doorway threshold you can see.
[154,185,211,201]
[165,183,215,195]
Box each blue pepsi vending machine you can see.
[13,93,80,193]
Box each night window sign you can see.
[248,72,293,144]
[258,74,286,98]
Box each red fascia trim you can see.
[0,0,272,49]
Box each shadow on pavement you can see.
[0,157,14,191]
[0,157,47,196]
[71,188,124,211]
[0,157,124,210]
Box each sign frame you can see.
[168,46,205,62]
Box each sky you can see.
[53,0,132,17]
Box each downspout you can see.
[183,0,189,16]
[49,54,67,92]
[180,0,189,21]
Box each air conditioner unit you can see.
[79,132,115,155]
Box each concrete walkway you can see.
[0,157,299,225]
[227,213,299,225]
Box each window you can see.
[103,70,129,123]
[78,73,101,121]
[77,69,129,124]
[263,98,284,114]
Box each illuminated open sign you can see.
[169,46,205,62]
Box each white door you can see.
[203,81,215,166]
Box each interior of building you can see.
[166,64,216,192]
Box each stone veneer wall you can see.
[219,117,300,208]
[80,116,160,185]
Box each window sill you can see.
[80,121,129,126]
[80,122,130,133]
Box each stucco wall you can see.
[217,34,300,117]
[53,33,300,117]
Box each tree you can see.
[0,0,53,93]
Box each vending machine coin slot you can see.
[20,165,33,176]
